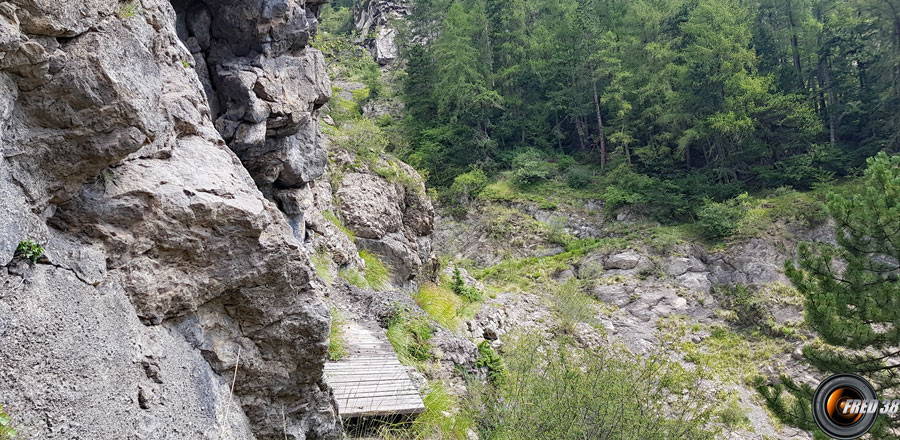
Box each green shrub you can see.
[696,199,744,242]
[511,149,558,185]
[359,249,390,290]
[311,252,333,286]
[476,340,507,385]
[448,168,488,205]
[473,334,718,439]
[328,307,348,361]
[336,118,388,166]
[711,284,770,328]
[451,266,483,303]
[566,166,592,189]
[15,239,44,264]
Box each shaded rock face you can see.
[354,0,409,64]
[0,0,341,438]
[171,0,332,195]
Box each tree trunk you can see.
[575,117,586,152]
[825,57,837,145]
[787,0,804,89]
[592,81,607,168]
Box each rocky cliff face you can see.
[0,0,413,438]
[353,0,408,64]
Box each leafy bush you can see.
[566,166,592,189]
[338,267,367,288]
[473,334,718,439]
[711,284,771,328]
[511,149,558,185]
[448,168,489,205]
[336,118,388,166]
[322,210,355,241]
[696,199,744,241]
[359,249,390,290]
[15,239,44,264]
[476,340,507,385]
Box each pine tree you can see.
[758,152,900,438]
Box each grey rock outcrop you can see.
[0,0,343,438]
[354,0,409,64]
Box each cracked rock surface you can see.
[0,0,344,438]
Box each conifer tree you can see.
[758,152,900,438]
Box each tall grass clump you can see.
[472,333,719,439]
[328,307,348,361]
[387,312,434,367]
[413,283,463,331]
[359,249,390,290]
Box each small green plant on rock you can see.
[15,239,44,264]
[451,266,483,303]
[476,340,507,385]
[0,403,16,439]
[117,1,139,18]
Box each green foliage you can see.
[0,403,14,440]
[387,312,434,366]
[311,252,333,287]
[335,118,389,166]
[414,283,463,331]
[359,249,390,290]
[338,267,366,288]
[116,1,138,19]
[328,307,348,361]
[448,168,489,206]
[550,278,595,334]
[711,284,770,328]
[696,199,744,242]
[764,153,900,439]
[472,334,718,439]
[565,166,591,189]
[401,0,898,223]
[15,239,44,264]
[475,340,506,385]
[451,267,483,303]
[511,149,558,186]
[0,403,14,439]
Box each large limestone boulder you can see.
[338,172,404,239]
[0,0,342,438]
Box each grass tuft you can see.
[328,307,348,361]
[413,283,463,331]
[359,249,390,290]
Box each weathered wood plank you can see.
[325,321,425,418]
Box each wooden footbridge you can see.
[324,321,426,417]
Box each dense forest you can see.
[391,0,900,221]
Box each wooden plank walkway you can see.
[324,321,426,417]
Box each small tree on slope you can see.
[758,152,900,438]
